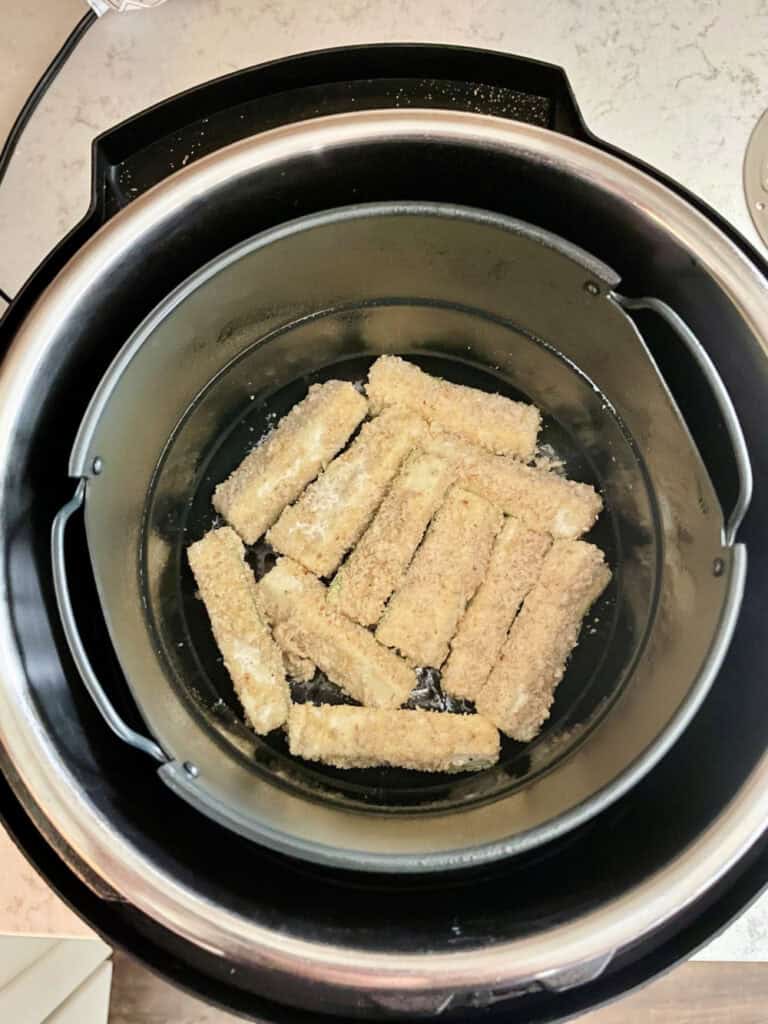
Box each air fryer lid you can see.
[2,81,768,1019]
[60,198,747,872]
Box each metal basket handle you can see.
[51,479,167,764]
[613,293,752,546]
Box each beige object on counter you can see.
[213,380,367,544]
[366,354,540,458]
[287,704,500,772]
[476,540,611,740]
[329,450,455,625]
[187,527,289,734]
[267,407,425,577]
[424,429,602,539]
[259,558,415,708]
[376,485,503,667]
[442,518,552,700]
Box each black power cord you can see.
[0,8,98,306]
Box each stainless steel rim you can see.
[1,108,768,995]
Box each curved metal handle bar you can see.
[51,479,167,764]
[613,292,753,546]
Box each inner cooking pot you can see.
[59,200,747,871]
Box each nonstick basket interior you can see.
[156,321,633,813]
[76,203,735,868]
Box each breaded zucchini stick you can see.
[259,558,415,708]
[425,430,602,539]
[366,354,540,459]
[376,486,503,667]
[476,540,611,741]
[267,408,425,577]
[282,651,316,683]
[329,451,455,626]
[287,704,500,772]
[442,519,552,701]
[213,380,367,544]
[187,527,289,734]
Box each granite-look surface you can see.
[0,0,766,298]
[0,0,767,974]
[0,828,93,938]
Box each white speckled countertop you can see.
[1,0,767,964]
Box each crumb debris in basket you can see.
[476,540,612,741]
[442,518,552,701]
[213,380,367,544]
[267,407,425,577]
[191,356,612,773]
[376,485,503,667]
[329,450,455,626]
[258,557,415,708]
[366,354,540,459]
[187,527,289,734]
[287,704,500,773]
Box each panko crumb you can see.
[287,704,500,772]
[476,540,611,741]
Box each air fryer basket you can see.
[53,201,748,871]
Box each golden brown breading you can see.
[329,451,455,626]
[476,540,611,741]
[259,558,415,708]
[267,408,425,577]
[366,354,540,459]
[213,380,367,544]
[424,430,602,539]
[282,650,316,683]
[442,518,552,701]
[287,704,500,772]
[375,486,503,667]
[187,527,289,734]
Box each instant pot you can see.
[1,45,768,1022]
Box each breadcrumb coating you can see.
[213,381,367,544]
[442,518,552,701]
[282,650,316,683]
[187,527,289,734]
[267,408,425,577]
[329,450,455,626]
[476,540,611,740]
[367,354,540,458]
[424,429,602,539]
[376,486,503,667]
[259,558,415,708]
[287,704,500,772]
[193,360,610,769]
